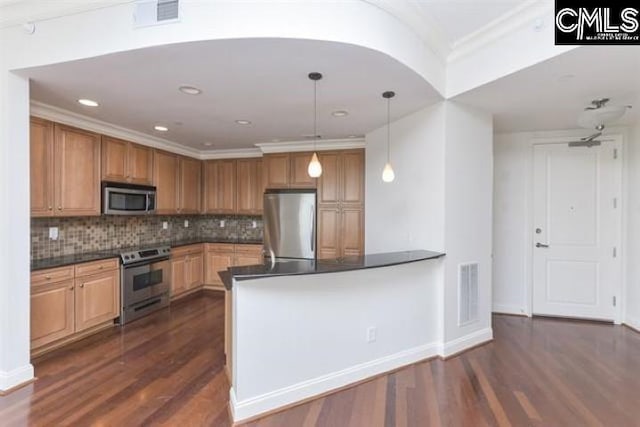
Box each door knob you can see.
[536,243,549,248]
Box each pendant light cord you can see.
[386,97,391,163]
[314,79,318,151]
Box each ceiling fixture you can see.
[332,110,349,117]
[570,98,632,147]
[382,91,396,183]
[154,125,169,132]
[178,85,202,95]
[235,120,252,125]
[307,72,323,178]
[77,99,99,107]
[203,142,214,147]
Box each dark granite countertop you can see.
[219,250,445,290]
[31,238,263,271]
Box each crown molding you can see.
[447,0,551,63]
[30,101,203,158]
[256,138,366,154]
[201,148,263,160]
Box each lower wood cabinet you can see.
[171,244,204,298]
[234,244,264,266]
[204,244,234,290]
[30,259,120,353]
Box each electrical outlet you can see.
[184,220,189,228]
[252,220,257,229]
[162,221,168,230]
[220,220,225,228]
[49,227,59,240]
[366,327,377,343]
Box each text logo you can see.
[555,1,640,44]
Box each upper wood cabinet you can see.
[53,124,102,216]
[203,159,236,214]
[237,158,263,215]
[341,150,365,205]
[178,156,202,214]
[317,152,340,205]
[153,150,179,214]
[30,117,55,217]
[101,136,153,185]
[263,152,316,189]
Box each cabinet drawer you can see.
[75,258,119,277]
[235,244,263,255]
[31,266,75,287]
[206,243,235,253]
[172,244,204,258]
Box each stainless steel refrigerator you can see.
[263,189,316,260]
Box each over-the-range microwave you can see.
[102,182,156,215]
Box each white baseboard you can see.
[492,304,527,316]
[624,315,640,332]
[231,342,440,422]
[439,327,493,358]
[0,364,34,392]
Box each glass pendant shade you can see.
[308,152,323,178]
[382,162,395,182]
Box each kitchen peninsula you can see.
[221,249,445,422]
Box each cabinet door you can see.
[30,117,55,217]
[101,136,128,183]
[74,270,119,332]
[203,160,219,213]
[234,255,262,267]
[341,208,364,257]
[290,152,317,188]
[263,153,290,189]
[253,159,263,214]
[341,150,365,205]
[206,251,234,286]
[54,124,101,216]
[188,253,204,289]
[237,158,262,214]
[218,160,237,213]
[318,207,340,259]
[128,143,153,185]
[153,150,179,214]
[179,156,202,214]
[31,280,75,348]
[171,257,187,296]
[318,152,340,204]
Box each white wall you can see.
[365,103,446,253]
[231,260,443,421]
[442,102,494,343]
[626,122,640,329]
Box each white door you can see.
[532,140,621,321]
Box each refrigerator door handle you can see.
[310,204,315,253]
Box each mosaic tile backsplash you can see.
[31,215,263,261]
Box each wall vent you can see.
[459,262,479,326]
[134,0,180,28]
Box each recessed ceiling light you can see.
[332,110,349,117]
[154,125,169,132]
[347,135,359,138]
[235,120,251,125]
[558,74,576,83]
[203,142,214,147]
[77,99,99,107]
[178,85,202,95]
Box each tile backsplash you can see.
[31,215,263,260]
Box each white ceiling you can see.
[24,38,441,150]
[413,0,528,46]
[454,46,640,133]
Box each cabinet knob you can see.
[57,206,62,210]
[48,206,52,210]
[45,276,51,280]
[80,283,85,288]
[98,266,103,269]
[69,286,74,291]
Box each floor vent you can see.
[459,262,479,326]
[134,0,180,28]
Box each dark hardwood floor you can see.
[2,292,640,426]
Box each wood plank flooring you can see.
[2,292,640,426]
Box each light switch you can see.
[252,220,257,229]
[220,220,225,228]
[49,227,58,240]
[162,221,168,230]
[184,220,189,228]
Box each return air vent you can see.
[459,262,479,326]
[134,0,180,28]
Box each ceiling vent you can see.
[458,262,479,326]
[134,0,180,28]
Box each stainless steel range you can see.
[120,245,171,324]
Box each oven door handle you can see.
[122,256,170,269]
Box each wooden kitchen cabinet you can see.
[317,151,340,204]
[54,124,102,216]
[30,117,55,217]
[187,252,204,289]
[341,150,365,205]
[290,152,317,188]
[263,152,316,189]
[341,208,364,256]
[31,279,75,349]
[204,244,235,290]
[237,158,263,215]
[102,136,153,185]
[171,244,204,298]
[74,270,120,332]
[171,257,188,296]
[318,207,340,259]
[178,156,202,214]
[203,160,236,214]
[234,244,263,266]
[153,150,179,214]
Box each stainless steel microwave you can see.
[102,182,156,215]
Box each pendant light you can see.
[382,91,395,183]
[307,72,323,178]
